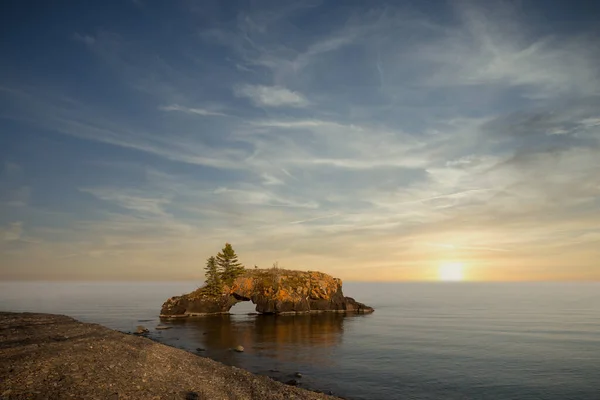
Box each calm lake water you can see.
[1,282,599,399]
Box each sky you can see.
[1,0,599,282]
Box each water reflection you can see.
[165,312,356,366]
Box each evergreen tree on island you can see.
[216,243,245,285]
[203,256,222,295]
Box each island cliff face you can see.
[160,269,374,317]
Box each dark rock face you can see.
[160,269,374,317]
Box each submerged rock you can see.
[160,268,374,317]
[155,325,171,330]
[134,326,149,335]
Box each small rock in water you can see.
[155,325,171,330]
[233,345,244,352]
[294,372,302,378]
[195,347,205,352]
[285,379,299,386]
[134,325,149,334]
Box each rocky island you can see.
[161,268,374,317]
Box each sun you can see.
[438,262,464,282]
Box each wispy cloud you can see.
[3,161,22,176]
[1,222,22,241]
[213,186,319,209]
[159,104,227,117]
[261,173,285,186]
[414,3,600,98]
[73,33,96,45]
[79,187,171,216]
[234,85,309,108]
[0,162,31,207]
[1,186,31,207]
[290,213,340,225]
[0,86,248,169]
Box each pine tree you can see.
[203,256,222,295]
[216,243,245,285]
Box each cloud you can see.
[239,117,430,170]
[2,222,22,241]
[73,33,96,45]
[234,85,309,107]
[482,100,600,141]
[414,3,600,98]
[0,162,31,207]
[0,85,249,170]
[79,187,171,216]
[73,30,203,105]
[1,186,31,207]
[159,104,227,117]
[212,186,319,209]
[3,161,22,176]
[210,4,398,87]
[261,173,285,186]
[250,119,341,129]
[290,213,340,225]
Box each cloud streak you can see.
[159,104,227,117]
[1,222,22,241]
[234,85,309,108]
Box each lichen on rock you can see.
[160,268,374,317]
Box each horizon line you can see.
[1,279,598,284]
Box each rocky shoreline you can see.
[0,312,339,400]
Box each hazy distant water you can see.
[1,281,599,399]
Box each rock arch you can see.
[160,269,374,317]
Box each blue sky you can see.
[1,0,599,281]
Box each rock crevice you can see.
[160,269,374,317]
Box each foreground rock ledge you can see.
[0,312,337,400]
[161,269,374,317]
